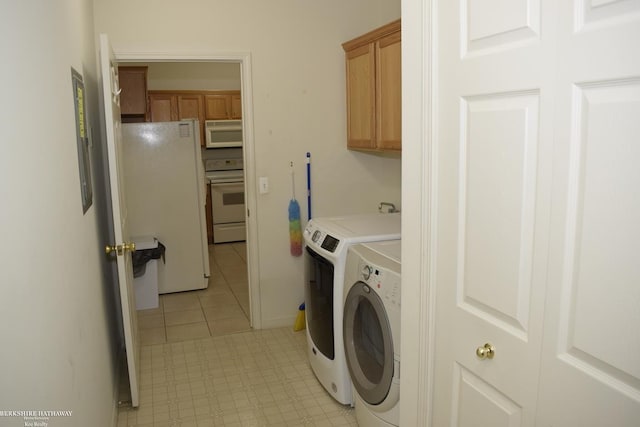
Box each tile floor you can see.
[120,242,356,426]
[138,243,252,345]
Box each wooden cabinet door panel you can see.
[205,95,230,120]
[177,94,205,146]
[376,31,401,151]
[346,44,376,150]
[230,94,242,119]
[118,66,147,116]
[177,94,203,121]
[149,94,177,122]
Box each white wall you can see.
[126,62,242,91]
[146,62,242,91]
[93,0,401,327]
[0,0,120,424]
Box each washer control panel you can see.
[359,261,401,308]
[304,223,341,253]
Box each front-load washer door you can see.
[305,246,335,360]
[343,281,394,405]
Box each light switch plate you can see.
[259,177,269,194]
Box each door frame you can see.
[400,1,437,426]
[116,51,261,329]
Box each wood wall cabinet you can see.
[149,90,241,146]
[148,91,206,146]
[148,93,177,122]
[342,20,401,151]
[118,66,148,122]
[177,94,205,144]
[204,91,242,120]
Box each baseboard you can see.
[259,315,297,330]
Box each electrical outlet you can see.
[259,177,269,194]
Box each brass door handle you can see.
[105,242,136,255]
[476,343,495,360]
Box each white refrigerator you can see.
[122,120,210,294]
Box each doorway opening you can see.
[117,53,261,342]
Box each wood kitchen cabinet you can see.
[148,91,206,146]
[177,94,205,145]
[148,92,177,122]
[204,91,242,120]
[343,20,401,151]
[118,66,148,122]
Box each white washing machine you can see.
[303,213,400,405]
[343,240,401,427]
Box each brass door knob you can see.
[105,242,136,255]
[476,343,495,360]
[105,244,119,255]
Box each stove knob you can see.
[362,265,373,281]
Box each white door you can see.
[432,1,640,425]
[537,2,640,425]
[99,34,140,408]
[433,1,557,425]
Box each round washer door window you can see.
[343,281,394,405]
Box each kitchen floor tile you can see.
[162,292,201,312]
[164,309,205,326]
[203,304,247,322]
[165,322,211,343]
[198,292,238,309]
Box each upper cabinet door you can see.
[204,94,231,120]
[148,93,177,122]
[177,94,205,146]
[376,31,401,151]
[118,66,148,117]
[345,44,376,150]
[230,94,242,119]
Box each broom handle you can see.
[290,161,295,199]
[306,152,311,220]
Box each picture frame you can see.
[71,67,93,213]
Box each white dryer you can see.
[303,213,400,405]
[343,240,401,427]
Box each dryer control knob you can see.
[362,265,373,280]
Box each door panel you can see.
[99,34,140,407]
[452,364,523,427]
[464,0,540,55]
[459,92,539,338]
[538,0,640,420]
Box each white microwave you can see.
[205,119,243,148]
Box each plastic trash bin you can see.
[131,236,164,310]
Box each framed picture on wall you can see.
[71,67,93,213]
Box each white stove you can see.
[205,153,246,243]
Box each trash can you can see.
[131,236,165,310]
